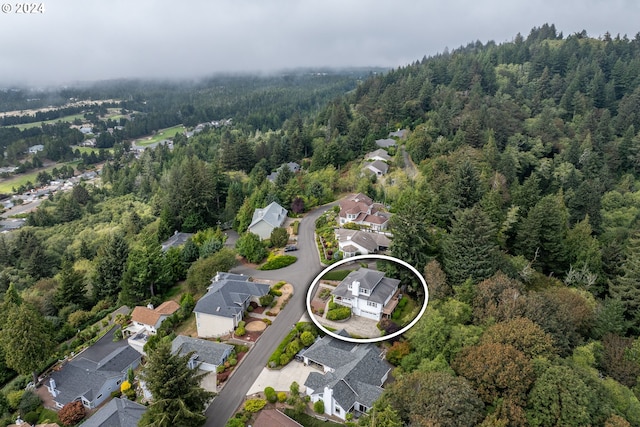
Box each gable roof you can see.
[161,232,193,251]
[331,268,400,304]
[365,149,391,161]
[80,398,146,427]
[194,274,270,319]
[375,138,396,148]
[335,230,390,253]
[304,335,391,411]
[249,201,288,230]
[364,160,389,175]
[131,301,180,327]
[388,129,408,139]
[171,335,234,367]
[49,327,141,406]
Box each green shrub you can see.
[7,390,23,410]
[246,305,254,312]
[277,392,287,403]
[327,306,351,321]
[286,339,302,356]
[260,293,275,306]
[292,221,300,235]
[301,331,315,347]
[23,412,39,425]
[259,255,297,270]
[262,318,272,325]
[244,398,267,413]
[270,289,283,297]
[280,353,292,365]
[274,281,286,289]
[314,399,325,414]
[265,386,277,403]
[235,326,246,336]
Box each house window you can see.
[335,407,341,414]
[361,288,369,295]
[367,301,377,307]
[96,394,102,400]
[116,380,121,385]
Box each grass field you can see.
[71,145,114,155]
[6,113,87,130]
[133,125,185,146]
[0,162,79,193]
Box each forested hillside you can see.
[330,24,640,427]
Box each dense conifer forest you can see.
[2,24,640,426]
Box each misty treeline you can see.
[4,22,640,426]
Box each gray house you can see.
[363,159,389,176]
[171,335,234,372]
[248,201,288,240]
[79,397,146,427]
[303,333,392,421]
[194,272,270,337]
[331,268,400,321]
[46,327,141,409]
[374,138,396,148]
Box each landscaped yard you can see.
[0,162,80,193]
[283,408,343,427]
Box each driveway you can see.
[203,202,336,427]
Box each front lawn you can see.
[321,269,352,281]
[283,409,343,427]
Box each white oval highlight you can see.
[306,254,429,343]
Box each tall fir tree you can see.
[139,341,213,427]
[442,205,500,285]
[93,233,129,302]
[609,232,640,329]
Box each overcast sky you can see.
[1,0,638,85]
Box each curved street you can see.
[204,203,335,427]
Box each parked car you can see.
[285,245,298,252]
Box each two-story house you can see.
[331,268,401,321]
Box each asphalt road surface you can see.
[204,202,336,427]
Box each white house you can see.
[193,272,270,338]
[335,229,390,258]
[303,332,392,421]
[248,201,288,239]
[331,268,401,321]
[171,335,234,373]
[126,300,180,353]
[28,144,44,154]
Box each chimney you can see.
[351,280,360,297]
[49,378,58,397]
[147,303,154,310]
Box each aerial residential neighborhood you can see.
[1,11,639,427]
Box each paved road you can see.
[401,145,418,180]
[204,203,336,427]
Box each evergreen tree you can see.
[442,205,499,285]
[93,233,129,301]
[0,303,54,384]
[610,233,640,328]
[119,238,171,305]
[54,260,88,310]
[139,341,213,427]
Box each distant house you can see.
[266,162,301,183]
[171,335,234,373]
[338,193,391,231]
[46,327,141,409]
[79,126,93,135]
[362,159,389,176]
[248,201,288,240]
[194,272,270,338]
[364,149,391,162]
[303,333,392,420]
[388,129,408,139]
[28,144,44,154]
[335,229,390,258]
[160,231,194,251]
[374,138,396,148]
[331,268,401,321]
[126,301,180,353]
[79,397,146,427]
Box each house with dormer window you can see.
[337,194,391,231]
[331,268,401,321]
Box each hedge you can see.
[292,221,300,235]
[326,306,351,321]
[259,255,297,270]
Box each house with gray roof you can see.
[171,335,233,373]
[194,272,270,337]
[363,159,389,176]
[160,231,194,251]
[79,397,146,427]
[374,138,396,148]
[388,129,408,139]
[331,268,401,321]
[303,333,392,421]
[248,201,288,240]
[365,149,392,162]
[335,229,390,258]
[46,327,141,409]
